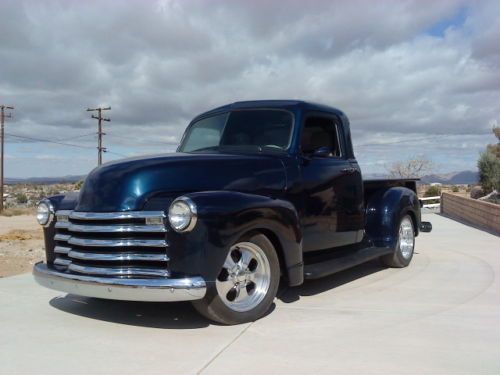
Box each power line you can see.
[106,133,178,146]
[5,132,96,150]
[1,105,14,212]
[87,106,111,166]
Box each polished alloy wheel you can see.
[216,241,271,312]
[399,216,415,259]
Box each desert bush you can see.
[470,186,484,199]
[14,193,28,204]
[424,185,441,197]
[451,185,459,192]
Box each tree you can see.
[477,126,500,194]
[387,156,434,178]
[478,150,500,194]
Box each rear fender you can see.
[365,187,421,248]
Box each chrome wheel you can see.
[399,216,415,259]
[216,242,271,312]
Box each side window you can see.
[301,116,342,157]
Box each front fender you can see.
[365,187,421,248]
[167,191,303,286]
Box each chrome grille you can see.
[53,210,169,278]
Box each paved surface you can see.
[1,214,499,375]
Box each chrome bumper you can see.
[33,262,207,302]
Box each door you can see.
[300,113,363,252]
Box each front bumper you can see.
[33,262,207,302]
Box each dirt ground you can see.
[0,215,45,278]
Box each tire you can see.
[380,214,415,268]
[192,233,280,325]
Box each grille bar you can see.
[55,222,167,233]
[67,237,167,248]
[67,211,165,221]
[68,250,169,262]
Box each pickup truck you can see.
[34,100,432,324]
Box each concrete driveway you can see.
[1,214,499,375]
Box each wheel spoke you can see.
[223,254,237,270]
[217,279,236,297]
[239,250,253,270]
[234,285,250,303]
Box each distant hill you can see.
[5,175,86,185]
[365,170,479,185]
[420,171,479,185]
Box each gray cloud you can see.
[0,0,499,177]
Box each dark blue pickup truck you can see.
[34,100,431,324]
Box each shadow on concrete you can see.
[50,295,210,329]
[279,259,387,303]
[50,294,277,329]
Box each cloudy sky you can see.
[1,0,499,178]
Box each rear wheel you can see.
[381,214,415,268]
[192,233,280,325]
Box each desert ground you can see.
[0,215,45,278]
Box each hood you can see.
[76,152,286,212]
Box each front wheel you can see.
[380,214,415,268]
[192,233,280,325]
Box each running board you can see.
[304,246,393,280]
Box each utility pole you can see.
[87,107,111,166]
[0,105,14,212]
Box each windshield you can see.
[178,110,293,153]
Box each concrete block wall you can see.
[441,192,500,234]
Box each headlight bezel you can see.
[36,200,55,227]
[168,196,197,232]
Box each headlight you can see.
[168,197,197,232]
[37,201,54,227]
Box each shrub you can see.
[470,186,484,199]
[15,193,28,204]
[424,185,441,197]
[451,185,459,193]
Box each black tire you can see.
[192,233,280,325]
[381,214,415,268]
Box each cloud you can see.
[0,0,498,177]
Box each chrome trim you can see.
[67,237,168,248]
[56,210,73,217]
[68,263,169,277]
[54,246,71,254]
[56,222,167,233]
[54,258,71,266]
[68,211,166,221]
[33,262,206,302]
[169,196,198,233]
[54,233,71,242]
[68,250,169,262]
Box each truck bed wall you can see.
[363,179,418,206]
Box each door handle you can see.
[341,167,356,174]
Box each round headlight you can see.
[37,201,53,226]
[168,197,197,232]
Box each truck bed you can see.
[363,178,418,204]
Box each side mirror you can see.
[313,147,332,158]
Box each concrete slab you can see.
[1,214,499,374]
